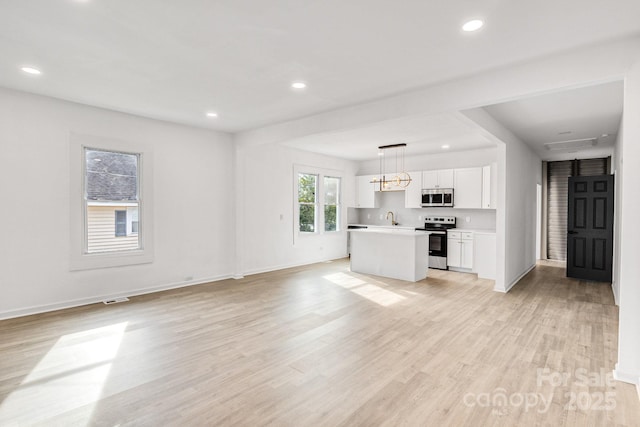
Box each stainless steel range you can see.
[415,216,456,270]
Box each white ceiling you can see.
[484,81,624,161]
[281,112,495,161]
[1,0,639,132]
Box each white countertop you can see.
[348,224,416,230]
[348,224,496,234]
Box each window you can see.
[70,133,154,271]
[115,210,127,237]
[298,173,317,232]
[127,206,139,235]
[295,168,342,236]
[324,176,340,232]
[85,148,141,253]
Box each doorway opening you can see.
[542,157,613,281]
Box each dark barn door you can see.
[566,175,614,282]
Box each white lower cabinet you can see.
[447,231,474,269]
[461,234,474,269]
[447,237,462,267]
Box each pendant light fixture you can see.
[371,143,412,191]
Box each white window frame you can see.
[126,206,139,236]
[69,133,154,270]
[323,175,341,233]
[293,165,344,242]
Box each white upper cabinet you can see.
[404,171,422,208]
[354,164,495,210]
[422,169,454,189]
[355,175,378,208]
[422,170,438,188]
[482,163,497,209]
[453,167,483,209]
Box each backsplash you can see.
[347,191,496,230]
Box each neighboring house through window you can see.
[85,148,141,253]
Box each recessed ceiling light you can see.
[441,144,450,149]
[462,19,484,32]
[291,81,307,89]
[206,112,218,118]
[21,66,42,75]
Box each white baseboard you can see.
[241,255,348,277]
[0,273,233,321]
[611,281,619,306]
[447,267,473,274]
[613,364,640,386]
[1,256,350,320]
[494,263,536,293]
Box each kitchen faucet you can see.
[386,211,398,226]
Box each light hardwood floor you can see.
[1,259,639,426]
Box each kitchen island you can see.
[349,228,429,282]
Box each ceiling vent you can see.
[544,138,597,151]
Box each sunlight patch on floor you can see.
[323,272,406,306]
[323,272,366,289]
[0,322,128,426]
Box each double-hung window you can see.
[85,148,141,253]
[70,133,154,270]
[295,168,342,235]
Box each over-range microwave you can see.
[421,188,454,207]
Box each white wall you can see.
[0,88,235,319]
[460,109,541,292]
[614,59,640,386]
[234,142,357,276]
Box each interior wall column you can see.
[614,59,640,387]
